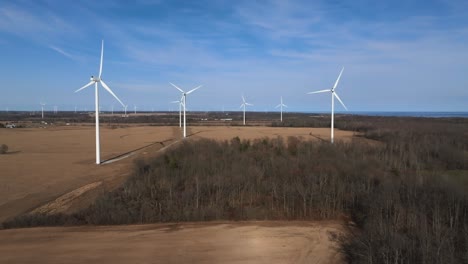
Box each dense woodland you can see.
[2,115,468,264]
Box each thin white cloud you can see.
[49,45,77,61]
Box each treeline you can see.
[3,117,468,263]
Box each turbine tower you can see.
[74,40,125,164]
[40,102,46,119]
[275,96,287,122]
[170,82,202,138]
[240,95,253,125]
[307,67,348,144]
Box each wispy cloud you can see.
[49,45,80,61]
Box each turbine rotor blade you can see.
[334,92,348,110]
[283,104,288,107]
[170,101,179,104]
[99,40,104,78]
[245,103,253,106]
[307,89,330,94]
[169,82,184,93]
[75,81,95,93]
[100,80,125,107]
[187,85,202,94]
[240,104,244,109]
[242,95,246,103]
[333,67,344,90]
[275,104,281,108]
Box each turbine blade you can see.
[275,104,281,108]
[307,89,330,94]
[170,101,179,104]
[246,103,253,106]
[169,82,184,93]
[333,67,344,90]
[242,95,246,103]
[334,92,348,110]
[100,80,125,107]
[187,85,202,94]
[99,40,104,78]
[240,104,244,109]
[75,81,94,93]
[283,104,288,108]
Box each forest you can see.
[3,116,468,264]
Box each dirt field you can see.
[0,125,178,223]
[0,221,343,264]
[0,124,356,264]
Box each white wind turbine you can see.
[169,82,202,138]
[240,95,253,125]
[275,96,287,122]
[40,102,46,119]
[134,105,137,114]
[307,67,348,144]
[170,95,184,127]
[74,40,125,164]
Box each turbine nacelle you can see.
[90,76,101,82]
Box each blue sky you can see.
[0,0,467,112]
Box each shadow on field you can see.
[186,129,212,138]
[4,150,22,155]
[101,138,174,164]
[308,133,328,143]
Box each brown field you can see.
[0,124,357,264]
[0,221,343,264]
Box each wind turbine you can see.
[170,82,202,138]
[240,95,253,125]
[170,95,184,127]
[134,105,137,114]
[40,102,46,119]
[307,67,348,144]
[74,40,125,164]
[275,96,287,122]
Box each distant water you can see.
[347,112,468,118]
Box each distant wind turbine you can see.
[134,105,137,114]
[275,96,287,122]
[307,67,348,144]
[170,82,202,138]
[170,96,184,127]
[74,40,125,164]
[240,95,253,125]
[40,102,46,119]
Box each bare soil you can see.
[0,221,344,264]
[0,125,177,223]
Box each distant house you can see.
[5,124,16,128]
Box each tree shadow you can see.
[101,138,174,164]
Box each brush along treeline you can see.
[4,117,468,263]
